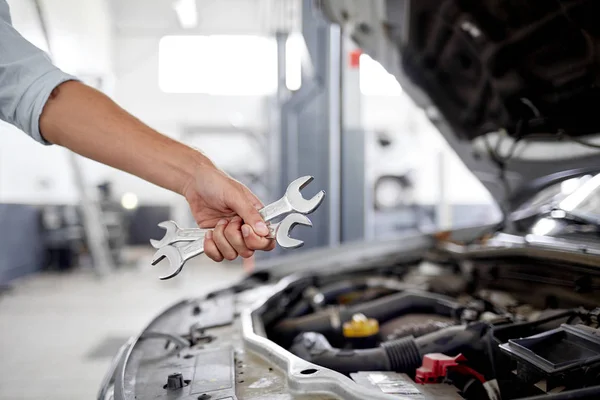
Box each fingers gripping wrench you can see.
[151,214,312,280]
[151,175,324,249]
[150,176,325,280]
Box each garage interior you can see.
[4,0,584,399]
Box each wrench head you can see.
[151,246,185,280]
[149,220,181,249]
[285,176,326,214]
[275,213,312,249]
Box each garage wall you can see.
[112,0,272,132]
[363,93,495,206]
[1,0,494,216]
[0,0,117,205]
[108,0,278,208]
[1,0,271,206]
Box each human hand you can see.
[182,160,276,262]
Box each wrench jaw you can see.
[149,220,180,249]
[151,246,185,280]
[295,175,314,190]
[285,176,326,215]
[275,214,313,249]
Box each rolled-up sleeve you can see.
[0,0,78,144]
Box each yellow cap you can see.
[343,313,379,338]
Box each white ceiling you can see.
[109,0,300,36]
[7,0,113,76]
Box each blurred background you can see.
[0,0,500,398]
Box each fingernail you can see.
[217,219,228,226]
[242,225,251,237]
[255,222,268,235]
[206,230,213,240]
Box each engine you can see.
[260,262,600,399]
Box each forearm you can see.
[39,81,208,195]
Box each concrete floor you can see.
[0,248,245,399]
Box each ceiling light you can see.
[173,0,198,29]
[121,193,139,210]
[374,176,409,210]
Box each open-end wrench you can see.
[150,221,206,249]
[151,213,312,280]
[150,175,325,249]
[256,175,325,221]
[150,175,324,279]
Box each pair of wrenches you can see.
[150,176,325,280]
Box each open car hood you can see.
[321,0,600,206]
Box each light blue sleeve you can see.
[0,0,79,144]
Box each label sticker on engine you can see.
[367,372,423,395]
[351,371,463,398]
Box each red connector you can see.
[416,353,487,384]
[416,353,486,385]
[415,353,467,384]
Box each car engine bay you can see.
[103,232,600,400]
[259,256,600,399]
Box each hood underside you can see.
[322,0,600,205]
[399,0,600,141]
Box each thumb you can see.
[229,189,269,236]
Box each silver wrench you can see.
[151,213,312,280]
[150,221,207,249]
[150,175,325,249]
[256,175,325,221]
[150,175,325,279]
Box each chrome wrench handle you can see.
[154,222,284,280]
[172,228,209,240]
[259,197,293,221]
[178,223,281,260]
[175,236,207,263]
[153,200,292,249]
[150,221,210,248]
[153,228,208,247]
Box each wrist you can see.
[179,148,220,197]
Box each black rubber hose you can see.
[415,324,487,356]
[291,331,393,373]
[319,280,369,303]
[287,302,312,318]
[384,320,456,341]
[290,323,488,375]
[287,281,367,318]
[382,337,422,373]
[287,280,391,318]
[274,291,460,345]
